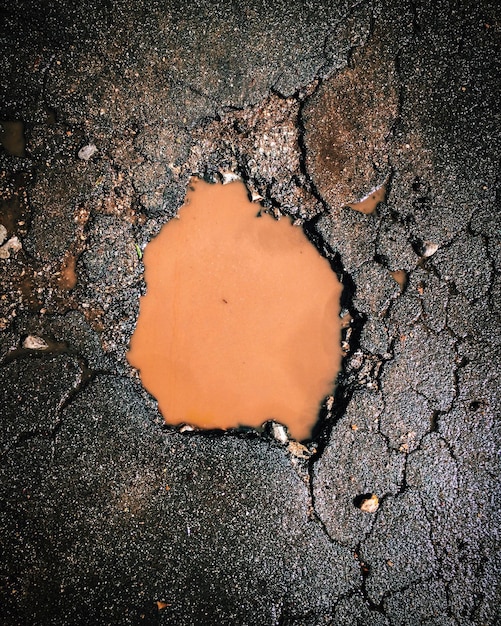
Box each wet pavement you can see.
[1,0,500,624]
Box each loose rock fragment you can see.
[250,189,264,203]
[287,441,312,459]
[23,335,49,350]
[270,422,289,444]
[178,424,195,433]
[0,236,22,259]
[78,144,97,160]
[220,170,241,184]
[358,494,380,513]
[419,241,439,258]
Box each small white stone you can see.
[78,144,97,160]
[0,224,7,245]
[326,395,334,411]
[360,494,379,513]
[421,241,439,257]
[250,190,264,203]
[0,236,22,259]
[23,335,49,350]
[270,422,288,444]
[220,170,241,184]
[7,236,21,252]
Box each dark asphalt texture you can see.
[1,0,500,624]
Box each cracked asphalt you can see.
[1,0,500,624]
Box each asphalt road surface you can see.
[1,0,500,624]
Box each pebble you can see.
[23,335,49,350]
[420,241,439,257]
[359,494,380,513]
[0,236,22,259]
[270,422,289,444]
[78,144,97,160]
[220,170,241,184]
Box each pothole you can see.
[0,121,26,158]
[127,176,344,441]
[347,183,387,215]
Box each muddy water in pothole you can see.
[348,184,386,214]
[58,251,78,291]
[0,121,25,157]
[128,178,343,440]
[390,269,407,291]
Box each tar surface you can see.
[1,1,500,624]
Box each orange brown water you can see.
[58,251,77,290]
[348,184,386,214]
[127,178,343,440]
[390,269,407,291]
